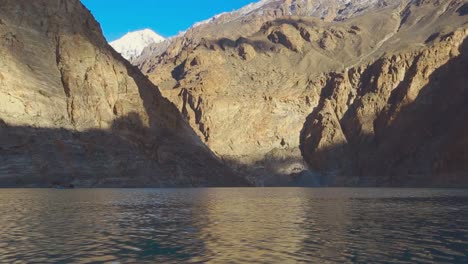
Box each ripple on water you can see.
[0,188,467,263]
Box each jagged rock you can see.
[238,43,256,61]
[134,0,408,68]
[301,99,351,181]
[319,32,337,50]
[267,24,304,52]
[302,29,468,186]
[0,0,247,187]
[139,0,467,186]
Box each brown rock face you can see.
[267,24,305,52]
[302,30,468,186]
[138,0,468,186]
[0,0,248,187]
[136,0,404,69]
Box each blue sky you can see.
[81,0,259,41]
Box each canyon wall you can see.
[139,0,468,186]
[0,0,247,187]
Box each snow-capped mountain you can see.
[110,29,165,61]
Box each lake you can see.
[0,188,467,263]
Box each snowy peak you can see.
[110,29,165,61]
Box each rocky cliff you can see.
[0,0,248,187]
[138,0,468,186]
[137,0,401,68]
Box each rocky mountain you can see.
[136,0,400,69]
[192,0,389,25]
[134,38,173,68]
[137,0,468,186]
[0,0,248,187]
[110,29,165,61]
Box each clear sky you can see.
[81,0,259,41]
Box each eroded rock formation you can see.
[138,0,468,186]
[302,29,468,186]
[0,0,247,187]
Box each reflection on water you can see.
[0,188,467,263]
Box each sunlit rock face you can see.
[137,0,468,186]
[136,0,403,67]
[0,0,248,187]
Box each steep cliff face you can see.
[0,0,247,187]
[139,0,468,186]
[301,29,468,186]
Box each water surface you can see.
[0,188,467,263]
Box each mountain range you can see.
[0,0,467,187]
[134,0,468,186]
[0,0,246,187]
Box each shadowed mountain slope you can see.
[0,0,248,187]
[137,0,468,186]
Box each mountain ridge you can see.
[0,0,466,187]
[134,0,408,71]
[135,0,468,186]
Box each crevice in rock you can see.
[171,59,187,81]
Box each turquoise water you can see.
[0,188,467,263]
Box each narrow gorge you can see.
[137,0,468,186]
[0,0,466,187]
